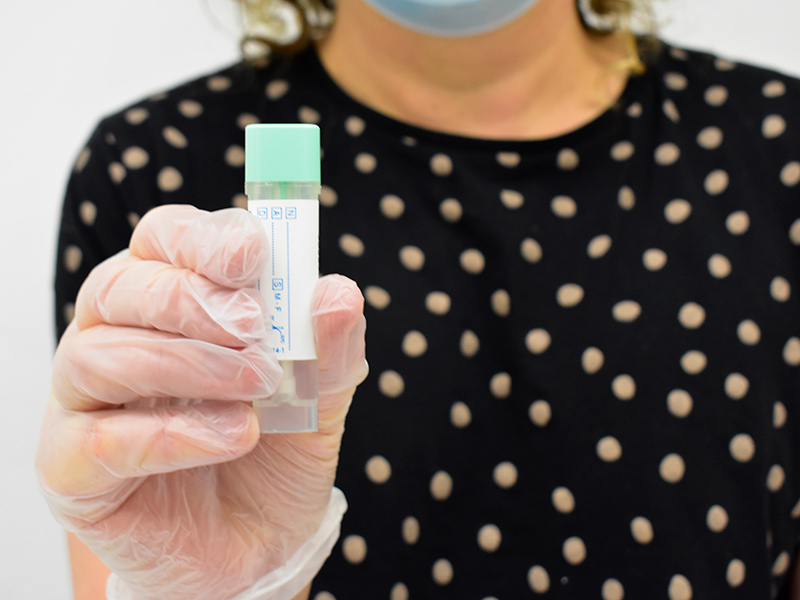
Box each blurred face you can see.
[359,0,541,37]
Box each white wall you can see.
[0,1,797,598]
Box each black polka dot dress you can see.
[55,43,800,598]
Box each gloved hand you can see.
[36,205,368,599]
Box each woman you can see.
[38,0,800,597]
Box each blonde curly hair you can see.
[240,0,657,72]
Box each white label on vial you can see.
[249,198,319,360]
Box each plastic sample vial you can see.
[245,123,320,433]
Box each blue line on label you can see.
[271,221,275,277]
[286,220,291,351]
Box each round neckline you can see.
[295,44,653,152]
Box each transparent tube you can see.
[247,181,320,433]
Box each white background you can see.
[0,0,797,598]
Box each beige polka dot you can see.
[64,245,83,273]
[430,471,453,501]
[643,248,667,271]
[597,436,622,462]
[460,330,480,357]
[266,79,289,100]
[767,464,785,492]
[705,169,729,195]
[342,535,367,564]
[354,152,377,173]
[157,167,183,192]
[557,148,580,170]
[612,374,636,400]
[162,126,188,149]
[79,200,97,226]
[178,100,203,118]
[490,372,512,399]
[771,276,791,302]
[529,400,552,427]
[659,453,685,483]
[730,433,755,462]
[681,350,707,375]
[613,300,641,323]
[233,193,247,210]
[773,552,790,577]
[460,249,485,274]
[792,499,800,519]
[664,199,692,224]
[552,487,575,513]
[708,254,732,278]
[365,285,390,310]
[582,347,605,374]
[563,537,587,565]
[339,233,364,257]
[379,370,405,398]
[108,162,126,184]
[627,102,643,117]
[500,189,524,210]
[726,559,746,587]
[399,245,425,271]
[737,320,761,345]
[440,198,463,222]
[663,99,681,123]
[365,455,392,484]
[611,140,636,162]
[313,592,335,600]
[668,574,692,600]
[774,402,788,429]
[655,142,680,165]
[618,186,636,210]
[528,565,550,593]
[127,212,140,229]
[707,505,729,532]
[450,401,472,428]
[602,579,625,600]
[125,107,149,125]
[724,373,749,400]
[697,126,723,149]
[477,524,502,553]
[678,302,705,329]
[298,105,321,124]
[631,516,654,544]
[784,337,800,366]
[715,58,736,71]
[402,331,428,357]
[390,582,408,600]
[491,289,511,317]
[526,329,551,355]
[402,516,420,545]
[380,195,405,219]
[667,389,693,418]
[430,153,453,176]
[725,210,750,235]
[426,291,451,315]
[344,115,366,136]
[557,283,584,307]
[705,85,728,106]
[74,147,91,172]
[665,72,688,90]
[494,462,518,489]
[671,47,689,60]
[762,114,786,138]
[496,151,521,168]
[236,113,258,129]
[780,162,800,187]
[791,220,800,245]
[63,303,75,324]
[521,238,543,263]
[402,136,417,146]
[319,185,338,208]
[764,79,786,97]
[551,195,577,218]
[206,75,231,92]
[587,234,612,259]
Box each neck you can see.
[315,0,633,139]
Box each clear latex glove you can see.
[36,205,369,600]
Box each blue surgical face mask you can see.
[360,0,541,38]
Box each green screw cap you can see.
[245,123,321,183]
